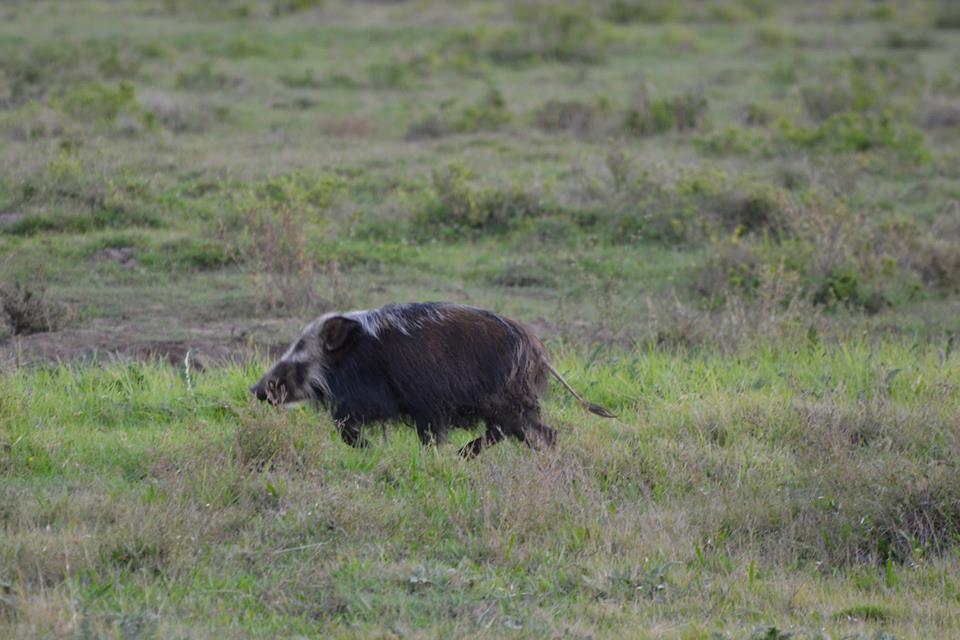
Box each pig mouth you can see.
[265,379,289,406]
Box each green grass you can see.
[2,339,959,637]
[2,0,960,636]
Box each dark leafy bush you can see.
[812,269,887,314]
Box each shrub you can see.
[691,237,763,304]
[413,163,548,238]
[919,98,960,129]
[883,30,934,49]
[694,126,766,156]
[532,98,603,134]
[139,91,226,134]
[176,63,237,91]
[486,3,606,65]
[0,281,69,336]
[624,83,708,136]
[278,69,359,90]
[0,102,68,141]
[801,82,861,122]
[811,269,887,313]
[605,0,676,24]
[778,111,931,162]
[752,23,797,48]
[272,0,324,16]
[234,403,327,472]
[934,2,960,29]
[222,173,343,313]
[566,152,789,246]
[659,26,701,53]
[8,151,162,235]
[62,81,140,123]
[367,61,413,89]
[406,88,511,139]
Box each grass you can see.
[2,340,959,637]
[2,0,960,637]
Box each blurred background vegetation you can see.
[2,2,960,637]
[0,0,957,357]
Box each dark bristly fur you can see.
[251,302,614,456]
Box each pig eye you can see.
[294,338,306,352]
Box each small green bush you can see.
[271,0,324,16]
[413,163,548,238]
[532,98,604,134]
[779,111,931,162]
[694,126,766,156]
[624,84,708,136]
[62,81,139,123]
[752,23,797,48]
[883,30,934,49]
[486,4,606,65]
[367,61,413,89]
[176,62,236,91]
[406,88,511,139]
[605,0,676,24]
[8,152,163,235]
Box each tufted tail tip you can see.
[585,402,617,419]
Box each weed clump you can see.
[61,81,143,124]
[934,2,960,29]
[413,163,548,238]
[406,88,511,139]
[778,111,930,162]
[567,151,786,246]
[272,0,324,15]
[532,98,604,135]
[624,82,708,136]
[605,0,676,24]
[9,151,162,234]
[486,4,607,66]
[0,281,69,336]
[222,173,345,313]
[234,403,327,472]
[176,62,237,91]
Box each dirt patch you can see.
[0,316,294,371]
[91,247,138,269]
[0,211,27,228]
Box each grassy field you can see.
[2,0,960,637]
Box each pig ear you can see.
[319,316,360,353]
